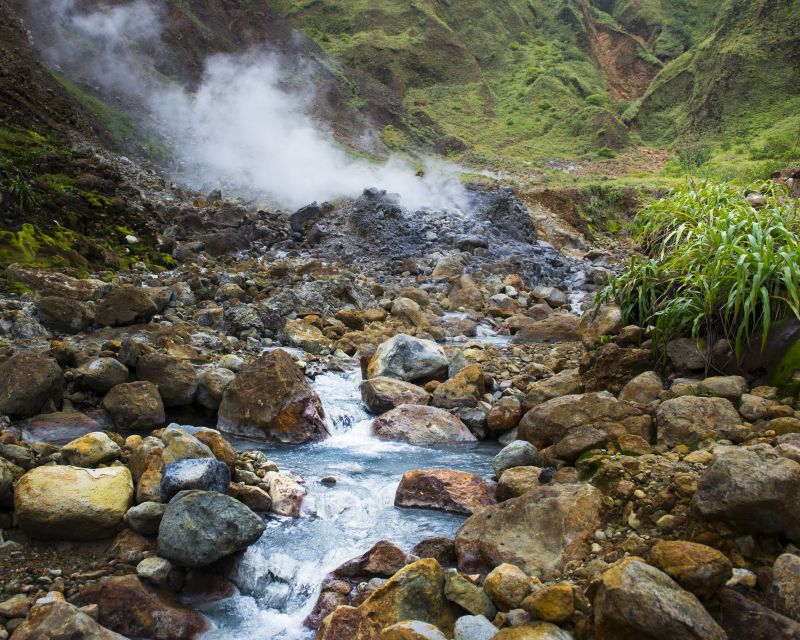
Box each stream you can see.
[199,342,506,638]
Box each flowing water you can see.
[199,362,504,638]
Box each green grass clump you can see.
[598,181,800,359]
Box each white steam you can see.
[30,0,469,211]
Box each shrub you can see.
[597,181,800,359]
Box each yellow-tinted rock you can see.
[494,621,575,639]
[15,466,133,540]
[483,563,534,611]
[648,541,732,599]
[284,318,333,354]
[381,620,447,639]
[521,583,574,624]
[431,364,485,409]
[60,432,121,468]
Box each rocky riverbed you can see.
[0,184,798,640]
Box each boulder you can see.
[523,369,583,410]
[395,469,496,515]
[283,318,333,354]
[161,430,214,464]
[495,466,545,501]
[192,428,235,469]
[6,264,106,300]
[36,296,95,334]
[382,621,448,640]
[718,587,800,639]
[521,583,574,624]
[15,466,133,540]
[648,541,732,599]
[73,357,129,393]
[217,349,328,444]
[158,490,265,567]
[454,615,499,640]
[196,368,236,410]
[229,483,272,512]
[360,377,431,414]
[492,441,542,478]
[696,375,748,400]
[579,344,652,394]
[456,484,602,578]
[483,563,533,611]
[618,371,663,405]
[433,254,466,280]
[656,396,743,447]
[666,338,706,371]
[10,601,127,640]
[391,297,426,327]
[512,315,580,344]
[61,432,121,467]
[17,411,102,444]
[262,470,307,517]
[102,381,165,430]
[368,335,449,383]
[449,275,484,309]
[592,557,726,640]
[411,538,456,566]
[431,365,485,409]
[579,304,623,346]
[486,397,522,432]
[136,353,198,407]
[71,575,208,639]
[96,284,158,327]
[334,541,411,580]
[518,392,647,450]
[445,569,496,618]
[160,458,231,502]
[124,501,166,535]
[767,553,800,622]
[372,405,477,445]
[692,444,800,541]
[0,352,63,419]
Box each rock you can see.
[512,315,580,344]
[667,338,705,371]
[592,557,726,640]
[161,430,214,464]
[160,458,231,502]
[523,369,583,410]
[262,470,306,517]
[431,365,485,409]
[648,541,732,599]
[433,254,466,279]
[15,466,133,540]
[411,538,456,566]
[395,469,496,515]
[318,559,459,640]
[10,601,127,639]
[618,371,663,405]
[454,615,499,640]
[36,296,95,334]
[768,553,800,622]
[136,353,198,407]
[657,395,743,446]
[493,622,574,639]
[483,563,533,611]
[102,381,165,430]
[17,411,102,444]
[192,429,235,468]
[521,583,574,624]
[445,569,496,618]
[284,318,333,354]
[124,501,166,535]
[196,368,236,410]
[492,441,542,478]
[334,541,410,579]
[717,588,800,639]
[579,304,623,346]
[61,432,121,467]
[158,490,265,567]
[738,393,774,421]
[128,436,165,503]
[456,484,602,578]
[696,375,748,400]
[360,377,431,413]
[71,575,208,639]
[217,349,328,444]
[229,483,272,512]
[381,621,448,640]
[692,444,800,541]
[372,404,477,445]
[486,397,522,433]
[449,275,484,309]
[96,285,158,327]
[531,286,567,308]
[518,392,647,450]
[0,352,63,419]
[7,264,106,300]
[137,556,172,584]
[495,467,545,501]
[0,594,32,618]
[579,344,652,394]
[391,297,426,327]
[367,335,449,383]
[73,357,129,394]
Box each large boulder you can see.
[71,575,208,639]
[136,353,198,407]
[367,335,449,383]
[592,557,726,640]
[395,469,496,515]
[14,466,133,540]
[36,296,95,334]
[10,601,127,639]
[360,377,431,413]
[656,396,743,447]
[0,352,63,419]
[217,349,328,444]
[157,490,265,567]
[102,381,165,430]
[372,405,477,445]
[317,559,459,640]
[73,357,129,393]
[518,392,648,450]
[96,284,158,327]
[692,444,800,541]
[455,483,602,578]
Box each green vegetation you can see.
[598,181,800,360]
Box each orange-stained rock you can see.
[648,540,732,599]
[395,469,495,515]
